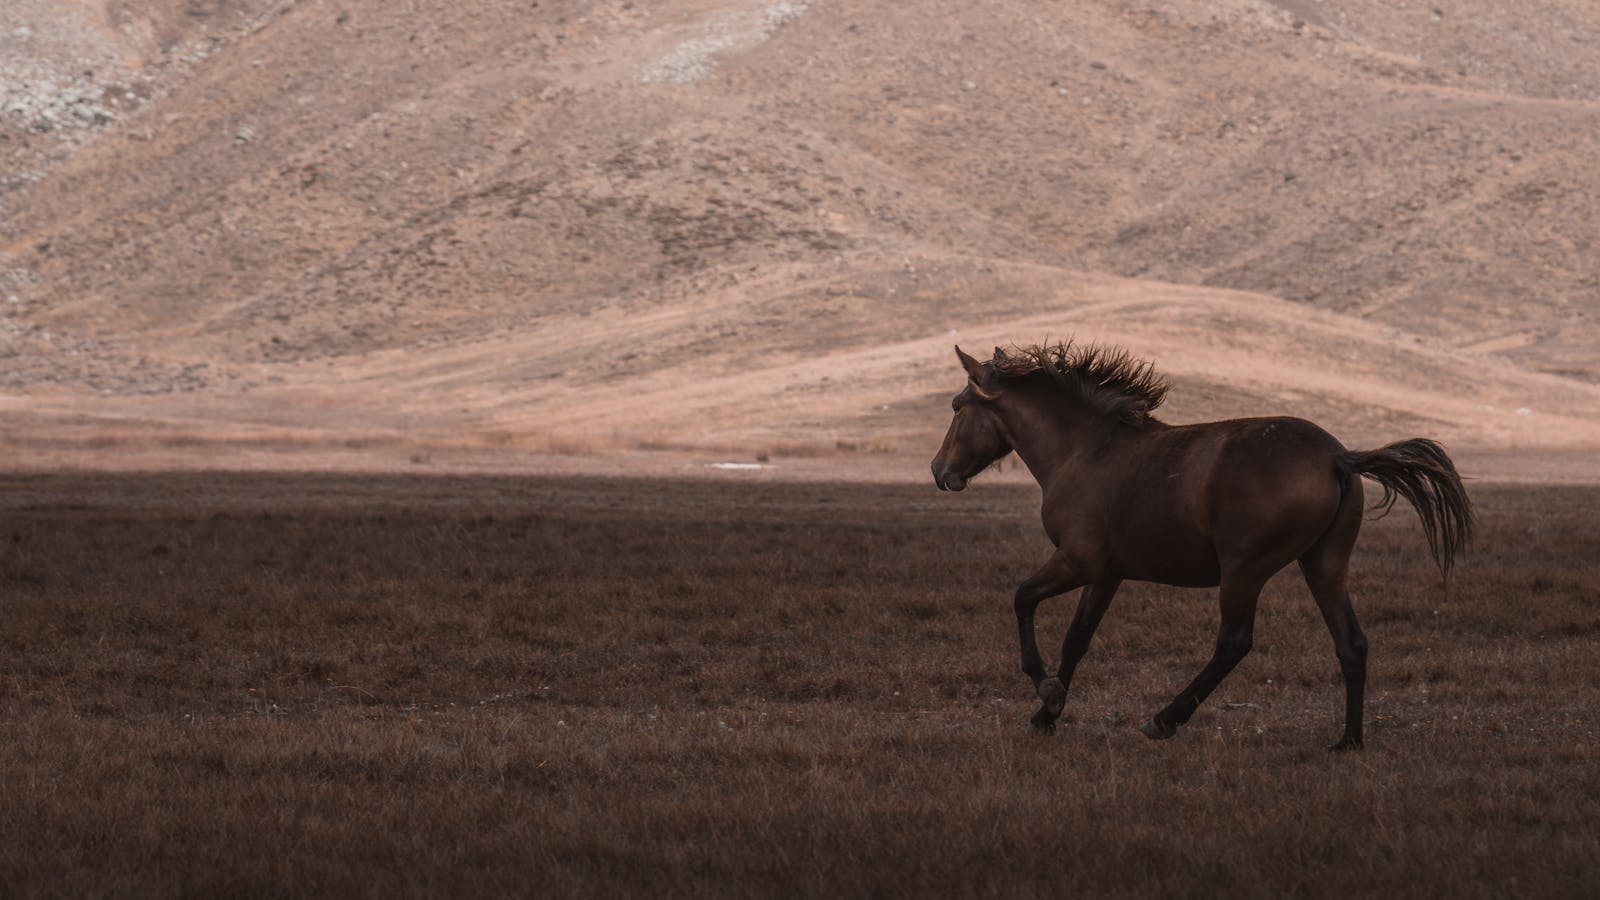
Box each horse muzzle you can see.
[932,463,968,492]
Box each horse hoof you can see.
[1139,718,1177,740]
[1328,735,1363,753]
[1036,677,1067,716]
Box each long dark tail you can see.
[1337,438,1475,579]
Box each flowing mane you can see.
[990,341,1169,425]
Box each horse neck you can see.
[999,392,1105,487]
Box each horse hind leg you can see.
[1304,566,1367,751]
[1299,483,1368,751]
[1141,573,1264,740]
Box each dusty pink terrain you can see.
[3,0,1598,481]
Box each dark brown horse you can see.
[930,343,1473,749]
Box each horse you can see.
[929,343,1473,750]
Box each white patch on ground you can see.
[1,1,297,191]
[706,462,770,470]
[0,3,145,192]
[1,5,130,134]
[637,1,812,84]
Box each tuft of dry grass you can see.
[1,472,1597,897]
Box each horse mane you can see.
[991,341,1169,425]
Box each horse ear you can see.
[957,346,1002,401]
[955,345,985,379]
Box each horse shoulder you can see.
[1037,471,1115,565]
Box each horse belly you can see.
[1104,472,1224,587]
[1114,537,1221,588]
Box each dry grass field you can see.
[2,470,1597,897]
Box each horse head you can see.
[931,346,1013,491]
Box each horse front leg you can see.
[1054,579,1122,697]
[1012,553,1084,732]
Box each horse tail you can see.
[1337,438,1475,580]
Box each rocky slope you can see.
[4,0,1598,475]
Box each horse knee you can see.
[1216,633,1253,663]
[1013,589,1039,620]
[1350,629,1369,659]
[1337,628,1368,670]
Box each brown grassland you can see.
[2,470,1598,897]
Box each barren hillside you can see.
[3,0,1598,477]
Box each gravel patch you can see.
[637,0,812,84]
[1,3,132,136]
